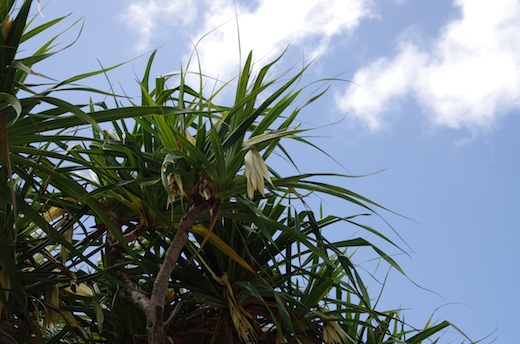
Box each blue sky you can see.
[32,0,520,342]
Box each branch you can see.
[146,198,218,344]
[106,221,151,315]
[114,268,151,313]
[123,223,150,242]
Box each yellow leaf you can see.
[191,225,257,276]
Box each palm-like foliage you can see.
[0,1,471,343]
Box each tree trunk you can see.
[146,198,218,344]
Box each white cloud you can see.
[121,0,376,81]
[336,43,427,131]
[119,0,197,51]
[335,0,520,133]
[190,0,374,81]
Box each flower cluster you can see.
[244,148,272,200]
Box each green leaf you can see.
[0,92,21,122]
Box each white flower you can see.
[323,320,349,344]
[244,148,272,200]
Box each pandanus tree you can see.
[75,51,416,343]
[0,1,469,343]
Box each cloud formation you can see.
[119,0,197,51]
[335,0,520,132]
[190,0,375,80]
[120,0,375,81]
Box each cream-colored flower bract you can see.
[244,148,272,200]
[323,320,350,344]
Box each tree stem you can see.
[146,198,218,344]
